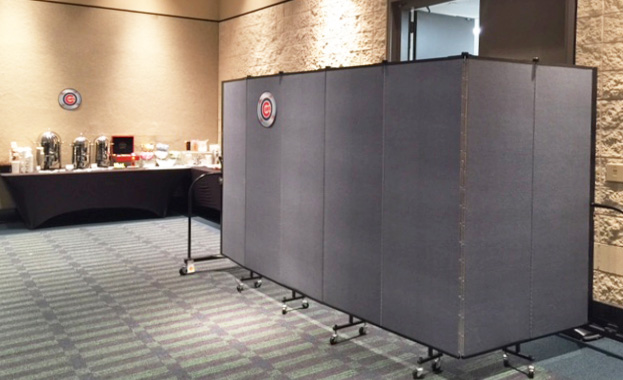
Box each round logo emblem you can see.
[59,88,82,110]
[257,92,276,128]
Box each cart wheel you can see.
[330,334,338,345]
[502,353,509,367]
[432,358,442,373]
[527,365,535,379]
[179,267,188,276]
[301,299,309,309]
[282,305,288,315]
[359,326,368,335]
[236,284,244,292]
[413,367,424,379]
[254,280,262,288]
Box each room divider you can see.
[222,55,595,360]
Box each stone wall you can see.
[577,0,623,306]
[218,0,387,141]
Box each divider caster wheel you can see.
[254,280,262,288]
[330,334,338,345]
[236,284,244,293]
[179,267,188,276]
[527,365,535,379]
[282,305,288,315]
[432,358,442,373]
[301,299,309,309]
[412,367,424,379]
[359,325,368,335]
[502,353,509,367]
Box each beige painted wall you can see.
[43,0,220,20]
[0,0,219,208]
[0,1,219,160]
[576,0,623,306]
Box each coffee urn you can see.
[71,134,90,169]
[94,135,110,167]
[39,130,62,170]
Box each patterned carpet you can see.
[1,216,622,380]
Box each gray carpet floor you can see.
[1,216,623,379]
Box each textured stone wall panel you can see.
[219,0,387,82]
[217,0,387,142]
[578,0,623,308]
[602,42,623,70]
[577,16,603,45]
[575,41,602,67]
[594,270,623,305]
[579,0,604,17]
[600,71,623,99]
[595,212,623,246]
[605,0,623,14]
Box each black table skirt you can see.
[1,167,192,228]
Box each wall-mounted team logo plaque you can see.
[59,88,82,110]
[257,92,276,128]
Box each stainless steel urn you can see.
[71,135,90,169]
[93,135,110,167]
[39,130,62,170]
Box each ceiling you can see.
[418,0,480,19]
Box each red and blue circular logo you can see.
[257,92,276,128]
[59,88,82,110]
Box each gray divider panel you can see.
[381,60,463,355]
[530,66,593,337]
[279,72,326,300]
[222,58,594,359]
[463,60,535,357]
[324,66,384,324]
[245,76,282,280]
[222,80,247,264]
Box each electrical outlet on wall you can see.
[606,164,623,183]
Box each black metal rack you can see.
[179,172,226,275]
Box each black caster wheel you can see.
[282,305,288,315]
[254,280,262,288]
[179,267,187,276]
[359,326,368,335]
[302,299,309,309]
[432,358,442,373]
[236,284,244,293]
[527,365,535,379]
[330,334,338,345]
[502,353,509,368]
[412,367,424,379]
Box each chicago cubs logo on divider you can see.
[257,92,276,128]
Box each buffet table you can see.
[0,167,219,229]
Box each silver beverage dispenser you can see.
[71,134,90,169]
[93,135,110,167]
[39,130,62,170]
